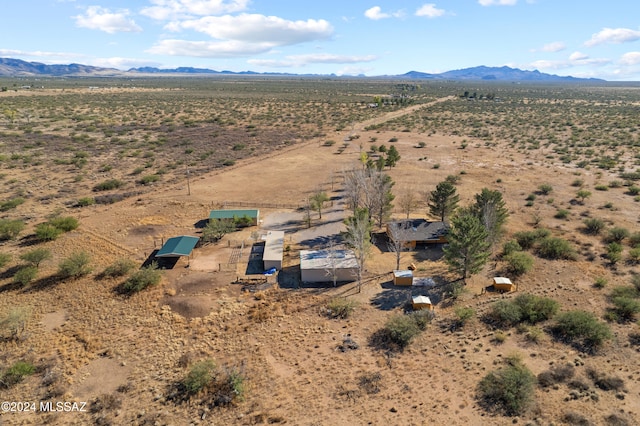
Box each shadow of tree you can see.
[370,281,412,311]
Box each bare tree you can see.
[387,220,411,270]
[324,240,341,287]
[343,207,373,293]
[398,187,419,219]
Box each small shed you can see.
[393,270,413,286]
[493,277,515,292]
[209,209,259,226]
[263,231,284,271]
[412,295,434,311]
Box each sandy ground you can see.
[0,98,639,426]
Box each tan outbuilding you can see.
[412,295,434,311]
[493,277,516,292]
[393,270,413,286]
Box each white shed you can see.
[300,249,358,283]
[263,231,284,270]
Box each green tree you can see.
[0,219,25,241]
[19,248,51,268]
[58,251,92,279]
[576,189,592,204]
[472,188,509,246]
[444,209,491,280]
[343,208,373,293]
[13,266,37,287]
[385,145,401,168]
[310,191,330,220]
[35,223,63,242]
[428,181,459,222]
[202,219,236,243]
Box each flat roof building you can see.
[300,249,358,284]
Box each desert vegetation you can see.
[0,77,639,425]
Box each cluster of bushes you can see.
[179,359,245,407]
[478,355,536,416]
[371,310,433,351]
[552,310,612,352]
[0,219,25,241]
[93,179,124,192]
[508,228,576,261]
[325,298,357,319]
[0,361,35,388]
[488,293,559,328]
[121,264,162,293]
[35,216,79,242]
[605,278,640,323]
[0,197,25,212]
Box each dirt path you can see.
[351,95,455,133]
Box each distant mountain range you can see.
[0,57,605,82]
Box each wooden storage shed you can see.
[393,270,413,286]
[412,295,434,311]
[493,277,516,292]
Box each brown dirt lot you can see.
[1,90,639,426]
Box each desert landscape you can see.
[1,77,640,426]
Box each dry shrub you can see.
[587,368,625,392]
[537,363,575,387]
[90,393,122,413]
[563,412,594,426]
[358,372,382,395]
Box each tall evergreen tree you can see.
[386,145,401,168]
[428,181,459,222]
[444,209,491,280]
[473,188,509,246]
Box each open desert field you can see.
[1,78,640,426]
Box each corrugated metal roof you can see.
[156,236,199,257]
[209,209,259,219]
[300,249,358,270]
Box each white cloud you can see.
[0,49,82,59]
[365,6,389,20]
[569,51,588,61]
[74,6,142,34]
[141,0,250,20]
[537,41,566,53]
[364,6,404,20]
[166,14,333,46]
[147,39,273,58]
[91,57,161,69]
[248,53,377,68]
[415,4,445,18]
[530,52,610,71]
[478,0,517,6]
[620,52,640,65]
[585,27,640,47]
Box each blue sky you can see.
[2,0,640,80]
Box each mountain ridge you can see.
[0,57,605,81]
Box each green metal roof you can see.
[156,236,199,257]
[209,209,259,220]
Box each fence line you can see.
[222,200,301,210]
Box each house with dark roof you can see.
[386,219,449,249]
